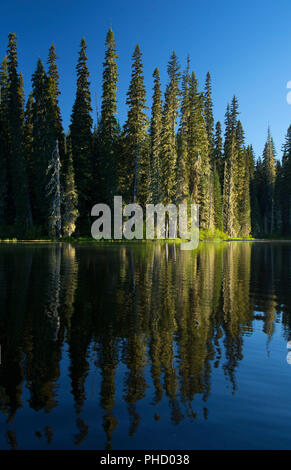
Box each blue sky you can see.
[1,0,291,159]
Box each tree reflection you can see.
[0,241,290,448]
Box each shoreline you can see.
[1,238,291,244]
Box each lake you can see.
[1,241,291,450]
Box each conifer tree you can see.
[281,125,291,234]
[24,92,34,212]
[99,28,119,204]
[203,71,214,152]
[0,57,9,225]
[149,67,163,204]
[70,38,93,234]
[246,145,260,236]
[46,140,61,237]
[160,52,181,205]
[119,45,148,204]
[261,127,276,234]
[253,156,265,235]
[187,71,210,228]
[176,58,190,205]
[6,33,31,231]
[214,121,223,183]
[47,43,65,160]
[213,165,223,230]
[62,137,79,237]
[223,97,240,236]
[31,58,56,230]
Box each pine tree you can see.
[203,71,214,152]
[70,38,93,234]
[46,140,61,237]
[213,164,223,230]
[187,71,210,228]
[149,67,163,204]
[261,127,276,234]
[31,58,56,231]
[0,57,9,226]
[24,92,34,214]
[47,43,65,160]
[119,45,148,204]
[253,156,265,235]
[274,160,283,235]
[281,125,291,234]
[99,28,119,204]
[160,51,181,205]
[246,145,260,236]
[62,136,79,237]
[176,58,190,205]
[6,33,31,232]
[214,121,223,182]
[223,97,240,236]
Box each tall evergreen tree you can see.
[187,71,211,228]
[31,58,56,231]
[160,52,180,205]
[281,125,291,234]
[203,71,214,152]
[70,38,93,234]
[47,43,65,160]
[62,136,79,237]
[0,57,9,226]
[223,97,240,236]
[118,45,148,204]
[46,140,62,237]
[6,33,31,231]
[261,127,276,234]
[24,92,34,214]
[176,58,190,205]
[149,67,163,204]
[213,120,224,191]
[99,28,119,204]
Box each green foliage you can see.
[1,31,290,241]
[70,37,93,234]
[118,44,148,204]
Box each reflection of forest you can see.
[0,241,288,448]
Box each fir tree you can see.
[187,71,211,228]
[0,57,9,225]
[24,92,34,212]
[281,125,291,234]
[160,52,181,205]
[31,58,56,231]
[119,45,148,204]
[70,38,93,234]
[203,71,214,152]
[149,67,163,204]
[176,58,190,205]
[261,127,276,234]
[47,43,65,160]
[46,140,62,237]
[223,97,240,236]
[99,28,119,204]
[6,33,31,231]
[62,137,79,237]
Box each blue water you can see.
[0,241,291,449]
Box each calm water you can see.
[1,241,291,450]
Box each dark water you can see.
[1,241,291,450]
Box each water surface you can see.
[1,241,291,450]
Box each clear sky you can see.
[1,0,291,159]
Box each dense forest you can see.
[0,30,291,239]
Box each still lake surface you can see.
[1,241,291,449]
